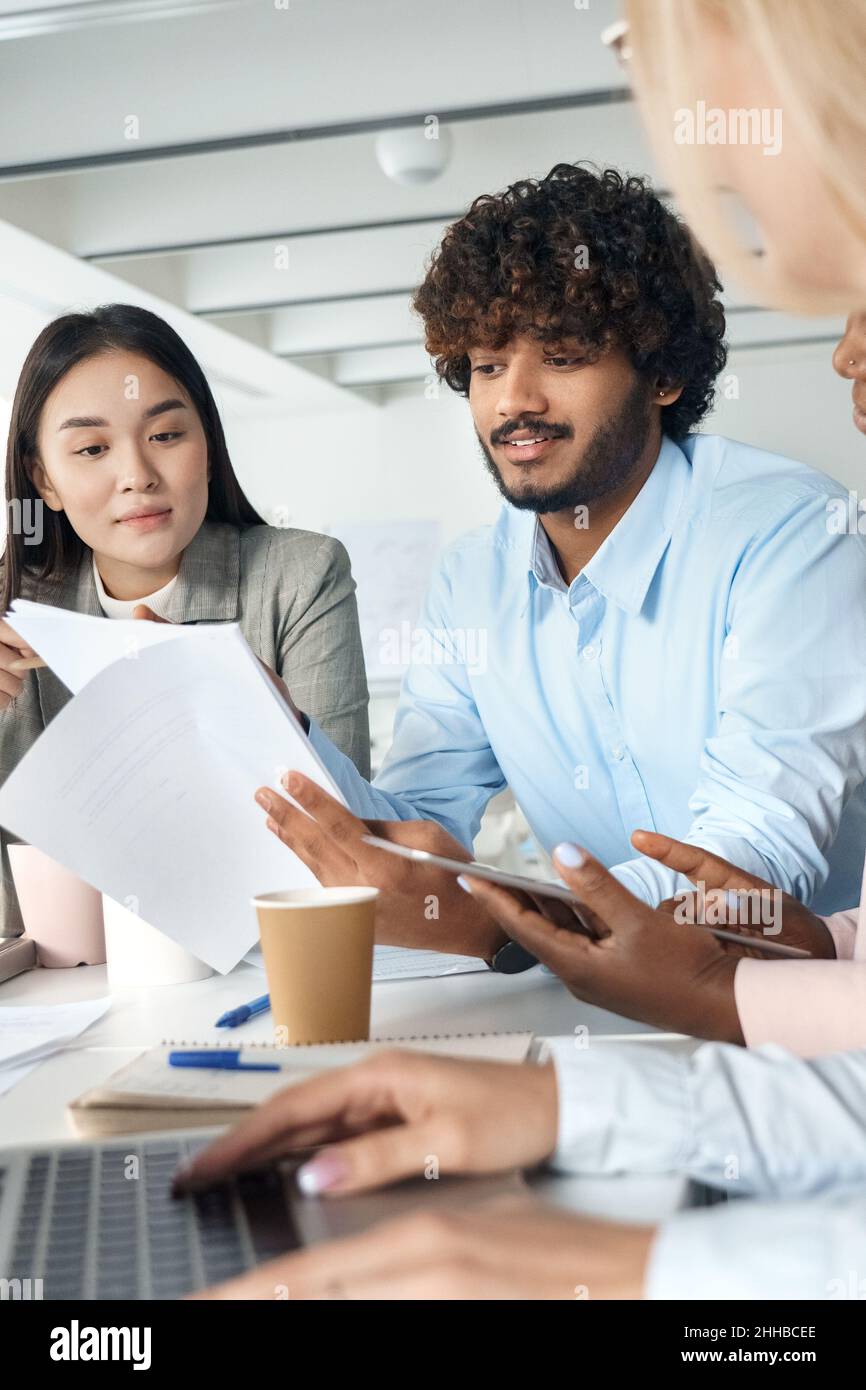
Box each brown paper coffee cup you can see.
[253,886,378,1045]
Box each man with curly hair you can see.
[268,163,866,985]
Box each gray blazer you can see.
[0,521,370,936]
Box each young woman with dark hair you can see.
[0,302,370,936]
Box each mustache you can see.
[490,417,574,447]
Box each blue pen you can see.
[215,993,271,1029]
[169,1050,281,1072]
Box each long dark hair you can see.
[2,303,266,610]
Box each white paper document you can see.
[0,996,111,1094]
[246,941,487,982]
[372,945,487,981]
[0,609,347,974]
[8,598,188,695]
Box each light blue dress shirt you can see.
[548,1038,866,1197]
[647,1193,866,1300]
[546,1036,866,1299]
[310,433,866,912]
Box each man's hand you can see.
[255,771,508,959]
[190,1198,655,1300]
[174,1049,557,1197]
[634,830,836,960]
[461,843,744,1042]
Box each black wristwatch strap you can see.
[486,939,538,974]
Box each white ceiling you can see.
[0,0,844,397]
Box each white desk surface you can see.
[0,961,693,1224]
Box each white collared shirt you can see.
[545,1036,866,1297]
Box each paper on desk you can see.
[0,995,111,1082]
[372,945,486,980]
[7,599,187,694]
[244,942,487,981]
[0,627,346,974]
[0,1059,40,1097]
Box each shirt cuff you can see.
[734,957,866,1056]
[548,1038,692,1175]
[821,908,858,960]
[609,856,674,908]
[645,1198,852,1299]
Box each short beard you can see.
[477,375,655,514]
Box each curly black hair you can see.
[412,163,727,440]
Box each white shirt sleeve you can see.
[646,1192,866,1299]
[548,1037,866,1197]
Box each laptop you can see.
[0,1129,526,1300]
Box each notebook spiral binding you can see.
[160,1030,529,1049]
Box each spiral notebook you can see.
[67,1033,534,1137]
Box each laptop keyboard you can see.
[2,1138,302,1300]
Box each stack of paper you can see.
[0,603,490,984]
[0,997,111,1095]
[0,603,345,974]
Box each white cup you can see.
[102,894,213,988]
[8,846,106,968]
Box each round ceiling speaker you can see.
[375,123,454,186]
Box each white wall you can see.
[224,337,864,544]
[707,341,864,492]
[223,380,501,544]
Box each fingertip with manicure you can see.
[553,842,586,869]
[296,1150,349,1196]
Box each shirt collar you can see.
[525,435,691,616]
[92,554,179,619]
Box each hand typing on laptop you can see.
[176,1051,656,1300]
[174,1050,558,1199]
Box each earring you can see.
[850,359,857,366]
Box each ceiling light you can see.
[375,124,454,186]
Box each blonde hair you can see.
[625,0,866,313]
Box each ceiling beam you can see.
[0,87,631,180]
[87,211,465,263]
[0,218,369,412]
[197,285,418,318]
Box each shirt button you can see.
[581,643,599,662]
[610,743,626,761]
